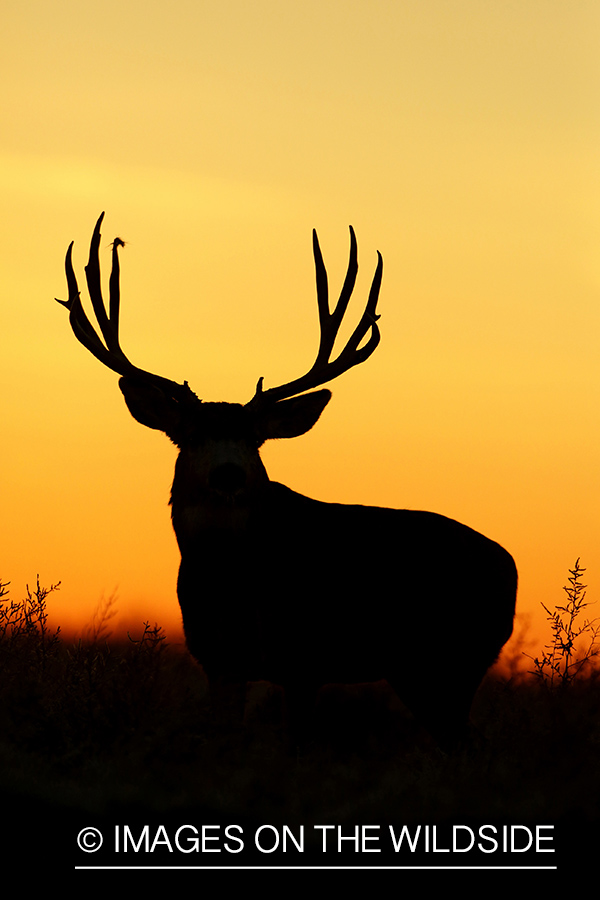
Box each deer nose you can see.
[208,463,247,494]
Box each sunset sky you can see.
[2,1,599,664]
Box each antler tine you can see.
[108,236,125,351]
[313,225,358,367]
[249,227,382,405]
[56,213,194,398]
[84,212,113,352]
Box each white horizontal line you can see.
[75,865,558,871]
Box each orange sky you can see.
[2,1,599,665]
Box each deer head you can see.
[56,214,383,522]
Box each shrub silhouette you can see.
[525,559,600,688]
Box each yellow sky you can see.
[1,1,599,659]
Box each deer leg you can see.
[386,672,474,752]
[209,676,247,733]
[284,682,318,752]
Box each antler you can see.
[56,213,195,401]
[249,226,382,405]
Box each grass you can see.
[1,565,598,868]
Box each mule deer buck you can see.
[56,213,517,749]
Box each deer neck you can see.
[169,444,270,551]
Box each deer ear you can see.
[119,376,182,435]
[259,389,331,440]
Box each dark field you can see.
[1,580,598,874]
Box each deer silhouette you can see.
[57,213,517,749]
